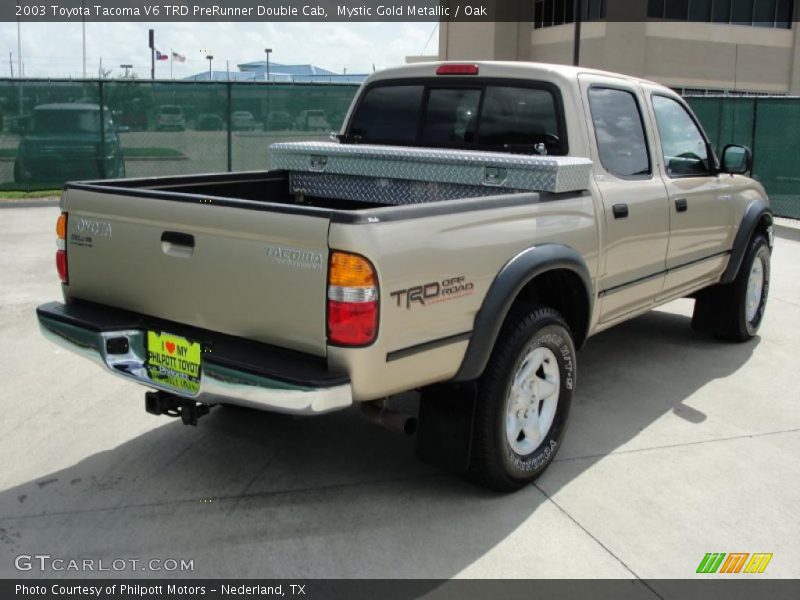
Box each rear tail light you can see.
[56,212,68,284]
[327,251,378,346]
[436,64,479,76]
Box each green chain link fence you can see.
[0,78,359,192]
[686,96,800,219]
[1,79,797,219]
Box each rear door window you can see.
[587,87,651,178]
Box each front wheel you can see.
[692,234,770,342]
[467,306,576,492]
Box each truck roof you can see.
[367,61,662,90]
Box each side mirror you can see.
[721,144,752,175]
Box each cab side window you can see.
[587,87,650,178]
[652,95,711,177]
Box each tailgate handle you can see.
[161,231,194,258]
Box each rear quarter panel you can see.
[328,193,599,401]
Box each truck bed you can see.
[60,138,592,361]
[69,170,385,212]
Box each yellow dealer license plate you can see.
[146,331,202,394]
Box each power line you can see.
[420,23,438,56]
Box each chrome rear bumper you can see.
[37,302,352,415]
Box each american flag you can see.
[172,51,186,63]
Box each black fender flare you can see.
[452,243,593,382]
[720,198,773,284]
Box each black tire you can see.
[692,234,770,342]
[467,305,576,492]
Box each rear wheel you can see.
[467,306,575,492]
[692,234,770,342]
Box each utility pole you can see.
[573,0,583,67]
[264,48,272,81]
[17,18,22,79]
[149,29,155,80]
[81,0,87,77]
[206,54,214,79]
[8,53,13,78]
[120,64,132,78]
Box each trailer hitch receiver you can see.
[145,390,210,426]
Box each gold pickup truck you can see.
[37,62,773,491]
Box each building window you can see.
[533,0,606,29]
[647,0,793,28]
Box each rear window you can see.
[422,88,481,144]
[32,110,102,134]
[347,81,566,155]
[349,85,424,143]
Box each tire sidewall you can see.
[496,319,575,480]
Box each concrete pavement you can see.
[0,206,798,585]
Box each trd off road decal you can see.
[390,275,474,309]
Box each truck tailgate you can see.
[63,187,330,356]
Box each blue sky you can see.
[0,21,438,79]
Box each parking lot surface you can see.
[1,206,798,583]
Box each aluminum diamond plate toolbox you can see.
[270,142,593,195]
[290,172,513,205]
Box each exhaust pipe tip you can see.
[361,401,417,436]
[402,417,418,436]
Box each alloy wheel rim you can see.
[505,345,560,455]
[746,256,765,323]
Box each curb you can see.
[0,199,59,209]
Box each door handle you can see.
[612,203,628,219]
[161,231,194,247]
[161,231,194,258]
[675,198,688,212]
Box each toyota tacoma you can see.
[37,62,773,491]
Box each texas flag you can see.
[172,51,186,63]
[155,50,169,61]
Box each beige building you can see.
[432,0,800,95]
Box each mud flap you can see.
[416,382,477,473]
